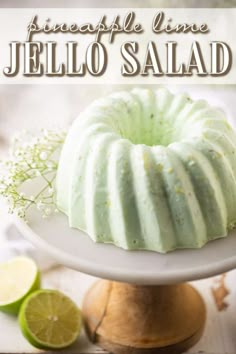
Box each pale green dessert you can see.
[56,88,236,253]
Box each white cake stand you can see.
[14,209,236,354]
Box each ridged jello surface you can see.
[56,88,236,253]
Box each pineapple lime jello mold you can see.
[56,88,236,253]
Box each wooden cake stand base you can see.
[83,280,206,354]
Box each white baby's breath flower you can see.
[17,207,25,218]
[8,207,14,214]
[43,129,49,137]
[46,161,53,169]
[15,149,21,157]
[45,207,52,216]
[39,151,48,161]
[0,129,67,220]
[37,201,44,211]
[48,187,54,195]
[35,170,41,177]
[7,196,13,203]
[5,178,13,186]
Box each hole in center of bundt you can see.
[115,112,174,147]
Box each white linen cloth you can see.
[0,205,57,271]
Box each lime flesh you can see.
[0,257,40,315]
[19,289,82,349]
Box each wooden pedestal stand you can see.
[83,280,206,354]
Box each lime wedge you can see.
[19,290,82,349]
[0,257,40,315]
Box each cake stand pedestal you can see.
[83,281,205,354]
[14,210,236,354]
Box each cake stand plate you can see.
[14,209,236,285]
[14,210,236,354]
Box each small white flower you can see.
[37,201,44,211]
[15,149,21,157]
[46,161,53,169]
[35,170,41,177]
[6,178,13,186]
[17,155,24,162]
[17,207,25,218]
[45,208,52,216]
[39,151,48,161]
[48,187,54,195]
[43,129,49,137]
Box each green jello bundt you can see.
[56,88,236,253]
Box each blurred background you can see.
[0,0,235,155]
[0,85,235,157]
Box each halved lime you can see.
[0,257,40,315]
[19,290,82,349]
